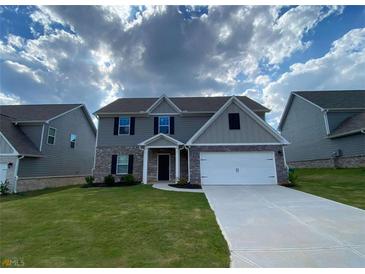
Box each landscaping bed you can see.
[168,183,202,189]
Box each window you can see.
[47,127,56,144]
[119,117,130,135]
[70,133,77,148]
[228,113,240,130]
[117,155,129,174]
[159,116,169,134]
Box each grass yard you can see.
[0,185,230,267]
[291,168,365,210]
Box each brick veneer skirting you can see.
[93,146,144,182]
[16,176,86,192]
[289,155,365,168]
[189,145,288,185]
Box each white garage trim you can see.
[200,151,278,185]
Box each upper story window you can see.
[117,155,129,174]
[228,113,240,130]
[70,133,77,148]
[119,117,130,135]
[47,127,56,145]
[159,116,169,134]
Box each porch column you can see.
[175,147,180,181]
[142,147,149,184]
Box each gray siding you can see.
[18,107,96,177]
[148,138,177,146]
[0,134,15,154]
[327,111,361,132]
[150,99,178,113]
[19,125,42,149]
[97,115,211,146]
[194,102,278,144]
[281,96,365,162]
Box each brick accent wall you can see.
[147,148,176,182]
[17,176,85,192]
[289,155,365,168]
[93,146,143,182]
[189,145,288,185]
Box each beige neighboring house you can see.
[0,104,96,193]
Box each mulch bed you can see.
[168,183,202,189]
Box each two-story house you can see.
[0,104,96,192]
[93,95,289,185]
[278,90,365,168]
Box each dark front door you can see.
[158,154,170,181]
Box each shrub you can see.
[84,176,95,185]
[176,177,188,185]
[0,180,10,195]
[104,175,115,186]
[120,174,134,184]
[288,168,298,186]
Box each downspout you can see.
[14,155,24,193]
[184,145,191,183]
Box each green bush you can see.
[288,169,298,186]
[0,180,10,195]
[176,177,188,185]
[120,174,134,184]
[104,175,115,186]
[84,176,95,185]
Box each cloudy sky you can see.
[1,5,364,126]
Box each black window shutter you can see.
[111,154,117,174]
[154,117,158,134]
[170,116,175,134]
[130,117,135,135]
[128,155,134,174]
[113,117,119,135]
[229,113,240,130]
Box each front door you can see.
[158,154,170,181]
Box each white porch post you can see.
[175,146,180,182]
[142,147,149,184]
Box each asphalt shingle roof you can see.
[0,104,82,121]
[294,90,365,109]
[94,96,270,114]
[329,112,365,138]
[0,115,43,156]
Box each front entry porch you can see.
[139,134,188,184]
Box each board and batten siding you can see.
[281,96,365,162]
[18,107,96,177]
[150,99,178,113]
[97,115,212,146]
[194,102,278,144]
[0,134,15,154]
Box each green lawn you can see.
[291,168,365,210]
[0,185,229,267]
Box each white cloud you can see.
[263,28,365,126]
[4,60,43,83]
[0,91,23,105]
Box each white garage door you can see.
[200,151,277,185]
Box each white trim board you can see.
[187,96,289,145]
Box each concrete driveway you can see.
[203,185,365,267]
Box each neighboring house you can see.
[278,90,365,168]
[93,95,289,185]
[0,104,96,192]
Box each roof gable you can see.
[147,95,181,114]
[187,96,288,145]
[138,133,183,146]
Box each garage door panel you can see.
[200,152,277,185]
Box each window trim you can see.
[158,116,170,134]
[47,127,57,145]
[70,133,77,149]
[228,113,241,130]
[118,117,130,135]
[116,155,129,175]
